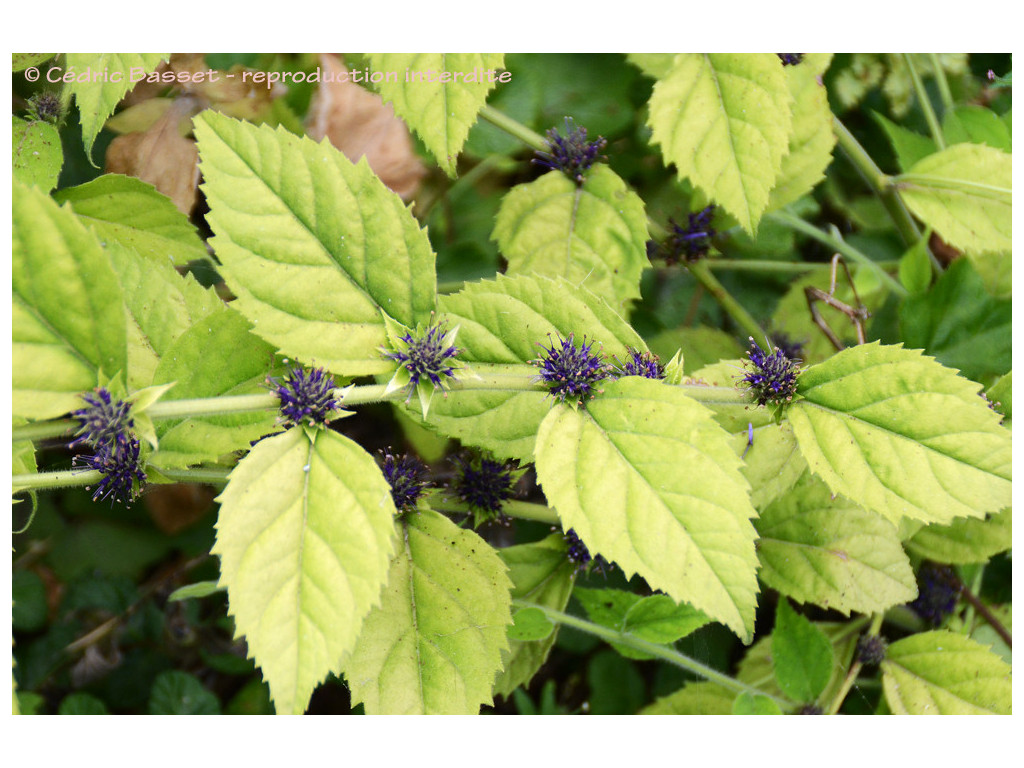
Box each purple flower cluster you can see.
[269,365,338,426]
[909,563,962,626]
[28,91,63,123]
[533,334,609,403]
[385,323,460,391]
[70,387,146,506]
[616,348,665,380]
[534,117,608,185]
[563,528,609,573]
[777,54,805,66]
[451,455,517,521]
[381,451,429,513]
[856,634,888,666]
[664,205,717,263]
[741,338,801,406]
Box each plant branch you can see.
[478,104,548,151]
[826,613,884,715]
[832,116,939,272]
[955,570,1012,649]
[427,492,561,525]
[768,210,908,297]
[903,53,945,149]
[514,600,794,711]
[685,259,767,340]
[928,53,955,112]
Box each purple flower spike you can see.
[741,337,801,406]
[269,366,338,426]
[533,333,609,404]
[74,434,147,506]
[533,117,608,185]
[71,387,134,450]
[381,451,429,514]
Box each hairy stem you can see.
[685,259,767,340]
[514,600,793,710]
[928,53,955,112]
[705,258,899,274]
[428,493,561,525]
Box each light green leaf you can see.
[575,587,710,661]
[213,427,397,714]
[194,111,436,376]
[732,691,783,715]
[640,681,736,714]
[736,621,859,707]
[789,342,1012,526]
[767,53,835,210]
[493,165,649,307]
[735,421,807,510]
[494,533,576,698]
[149,307,281,469]
[13,53,54,71]
[167,581,224,602]
[898,230,933,294]
[881,630,1011,714]
[343,508,512,714]
[54,174,208,266]
[897,143,1011,256]
[942,105,1012,152]
[756,473,916,614]
[626,53,677,80]
[987,371,1011,419]
[508,608,554,641]
[66,53,168,159]
[872,111,936,171]
[105,241,223,391]
[648,53,792,233]
[370,53,504,176]
[427,273,645,461]
[13,116,62,191]
[536,377,759,639]
[12,180,126,419]
[905,507,1012,565]
[772,598,834,704]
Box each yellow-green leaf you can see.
[213,428,397,714]
[343,509,512,714]
[648,53,793,233]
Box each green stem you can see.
[428,493,561,526]
[705,258,898,274]
[157,467,232,486]
[893,173,1011,201]
[768,210,908,297]
[903,54,945,149]
[928,53,955,112]
[685,259,766,340]
[515,600,793,710]
[13,469,102,492]
[826,613,884,715]
[478,105,548,151]
[832,116,937,269]
[11,418,76,443]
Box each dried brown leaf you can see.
[306,53,425,200]
[105,96,201,215]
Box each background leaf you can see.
[147,670,220,715]
[898,143,1011,256]
[899,258,1011,384]
[213,428,397,714]
[494,534,575,698]
[767,53,836,211]
[54,174,209,266]
[905,508,1012,565]
[881,630,1011,714]
[194,111,436,375]
[771,599,834,704]
[12,116,62,191]
[149,307,281,469]
[343,509,512,714]
[536,377,759,639]
[370,53,504,176]
[789,343,1012,526]
[66,53,168,159]
[493,165,649,308]
[648,53,792,232]
[755,473,916,614]
[12,181,126,419]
